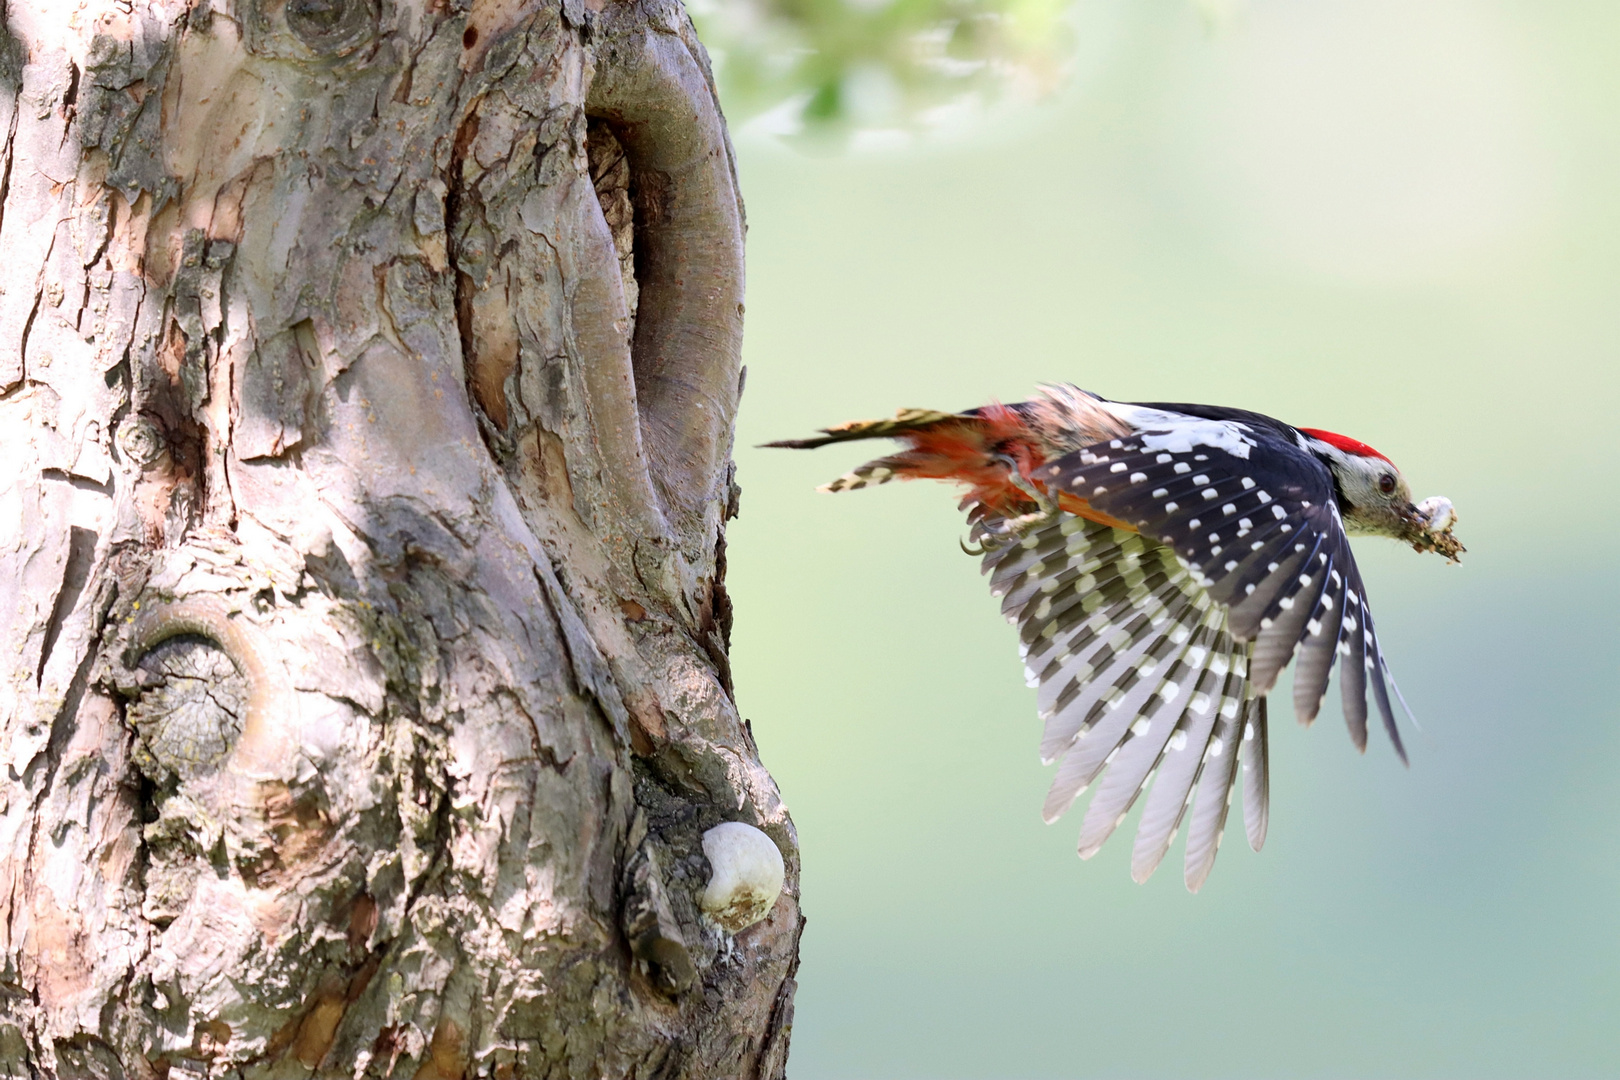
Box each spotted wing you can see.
[980,515,1269,889]
[1037,433,1407,761]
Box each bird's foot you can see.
[961,456,1063,557]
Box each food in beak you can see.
[1408,495,1463,561]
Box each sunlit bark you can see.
[0,0,799,1074]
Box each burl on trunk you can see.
[0,0,800,1075]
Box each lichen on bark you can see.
[0,0,799,1075]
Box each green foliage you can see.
[688,0,1074,136]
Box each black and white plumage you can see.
[771,384,1462,890]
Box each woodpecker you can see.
[769,384,1462,891]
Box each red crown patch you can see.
[1299,428,1391,464]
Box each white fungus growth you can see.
[699,822,785,933]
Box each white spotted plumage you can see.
[968,391,1430,888]
[773,382,1461,892]
[979,513,1267,890]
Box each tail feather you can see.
[768,402,1050,515]
[762,408,962,450]
[819,455,913,493]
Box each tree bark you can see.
[0,0,800,1075]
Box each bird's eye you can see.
[1378,474,1396,495]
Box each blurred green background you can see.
[717,1,1620,1076]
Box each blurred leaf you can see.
[688,0,1076,138]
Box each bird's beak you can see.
[1400,496,1465,563]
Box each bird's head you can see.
[1299,428,1464,561]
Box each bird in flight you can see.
[769,384,1462,891]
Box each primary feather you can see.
[769,384,1462,889]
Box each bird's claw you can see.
[996,454,1057,518]
[961,508,1061,557]
[961,455,1063,557]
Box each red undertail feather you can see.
[886,404,1053,516]
[774,402,1139,531]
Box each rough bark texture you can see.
[0,0,800,1075]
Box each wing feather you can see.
[1291,552,1348,724]
[1019,547,1174,665]
[1028,555,1206,762]
[969,408,1415,889]
[987,518,1121,615]
[1247,533,1330,692]
[1183,661,1250,892]
[1130,639,1236,882]
[1075,616,1222,858]
[1036,609,1172,766]
[1339,575,1371,751]
[1240,695,1270,852]
[1040,615,1202,821]
[1363,609,1409,765]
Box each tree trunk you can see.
[0,0,800,1075]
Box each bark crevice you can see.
[0,1,797,1075]
[586,5,746,565]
